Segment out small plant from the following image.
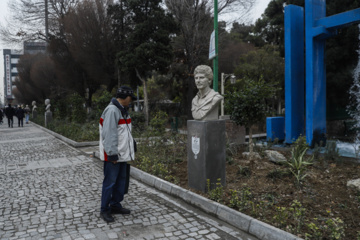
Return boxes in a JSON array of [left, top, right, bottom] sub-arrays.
[[290, 200, 306, 235], [207, 179, 224, 203], [286, 136, 313, 186], [357, 231, 360, 240], [229, 189, 240, 208], [305, 213, 346, 240], [228, 186, 253, 211], [237, 165, 251, 177], [239, 186, 253, 211], [326, 217, 345, 240], [261, 193, 277, 205], [273, 206, 289, 228], [305, 221, 323, 240], [292, 135, 309, 159]]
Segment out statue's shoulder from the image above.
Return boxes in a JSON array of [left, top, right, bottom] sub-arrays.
[[209, 89, 224, 101]]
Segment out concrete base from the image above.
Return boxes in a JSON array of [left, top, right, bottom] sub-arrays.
[[187, 120, 226, 192], [266, 117, 285, 141]]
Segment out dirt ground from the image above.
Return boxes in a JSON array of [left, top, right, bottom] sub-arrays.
[[166, 145, 360, 239]]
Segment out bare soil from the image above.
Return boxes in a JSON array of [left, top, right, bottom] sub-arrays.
[[162, 145, 360, 239]]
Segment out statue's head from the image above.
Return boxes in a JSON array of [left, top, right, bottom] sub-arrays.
[[45, 99, 50, 105], [32, 101, 36, 106], [194, 65, 213, 90], [194, 65, 213, 82]]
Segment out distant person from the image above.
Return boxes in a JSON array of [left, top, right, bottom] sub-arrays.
[[99, 86, 137, 223], [16, 105, 25, 127], [4, 104, 15, 128], [0, 108, 3, 124], [24, 105, 31, 124]]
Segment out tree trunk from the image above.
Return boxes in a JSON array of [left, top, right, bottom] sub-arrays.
[[277, 98, 282, 115], [249, 126, 254, 160], [143, 80, 149, 127], [135, 68, 149, 126], [186, 75, 195, 120]]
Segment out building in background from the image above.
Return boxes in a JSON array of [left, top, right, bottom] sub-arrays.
[[24, 41, 46, 55], [3, 49, 23, 105], [2, 41, 46, 105]]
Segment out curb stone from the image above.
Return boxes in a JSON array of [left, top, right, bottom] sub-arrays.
[[30, 123, 303, 240], [31, 122, 98, 148]]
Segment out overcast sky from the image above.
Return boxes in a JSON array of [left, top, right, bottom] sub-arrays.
[[0, 0, 272, 103]]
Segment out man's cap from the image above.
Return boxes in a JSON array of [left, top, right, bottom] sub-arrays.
[[116, 86, 137, 100]]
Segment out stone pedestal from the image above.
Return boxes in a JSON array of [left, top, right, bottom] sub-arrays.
[[45, 112, 53, 127], [32, 111, 37, 119], [187, 120, 226, 192]]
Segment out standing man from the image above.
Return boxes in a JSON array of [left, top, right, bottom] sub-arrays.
[[4, 104, 15, 128], [99, 86, 137, 223], [16, 105, 25, 127]]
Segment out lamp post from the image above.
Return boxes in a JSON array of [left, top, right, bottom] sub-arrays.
[[221, 73, 236, 116]]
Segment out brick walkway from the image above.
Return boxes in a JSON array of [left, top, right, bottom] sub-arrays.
[[0, 118, 257, 240]]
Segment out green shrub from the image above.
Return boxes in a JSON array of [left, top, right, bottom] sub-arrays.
[[149, 111, 168, 135], [90, 90, 113, 121], [207, 179, 224, 203], [131, 111, 146, 136], [68, 93, 87, 123]]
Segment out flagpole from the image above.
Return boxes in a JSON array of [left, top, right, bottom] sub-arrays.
[[213, 0, 218, 92]]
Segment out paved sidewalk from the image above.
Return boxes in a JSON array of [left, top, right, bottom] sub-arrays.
[[0, 120, 258, 240]]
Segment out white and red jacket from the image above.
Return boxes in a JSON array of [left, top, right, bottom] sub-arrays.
[[99, 98, 135, 162]]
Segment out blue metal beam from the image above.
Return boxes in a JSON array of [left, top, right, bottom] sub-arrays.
[[305, 0, 327, 146], [315, 8, 360, 32]]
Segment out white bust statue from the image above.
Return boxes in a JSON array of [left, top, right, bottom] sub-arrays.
[[191, 65, 223, 120], [32, 101, 37, 112], [45, 99, 51, 113]]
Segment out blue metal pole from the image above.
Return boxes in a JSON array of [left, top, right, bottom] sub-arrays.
[[284, 5, 305, 143]]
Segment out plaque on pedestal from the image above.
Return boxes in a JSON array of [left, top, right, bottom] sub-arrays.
[[187, 120, 226, 192]]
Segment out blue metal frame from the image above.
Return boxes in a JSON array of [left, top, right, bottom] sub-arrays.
[[281, 0, 360, 146]]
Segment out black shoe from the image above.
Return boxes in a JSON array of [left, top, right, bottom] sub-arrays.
[[111, 206, 131, 215], [100, 212, 114, 223]]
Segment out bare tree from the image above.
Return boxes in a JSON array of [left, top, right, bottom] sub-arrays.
[[0, 0, 80, 44], [46, 0, 116, 106]]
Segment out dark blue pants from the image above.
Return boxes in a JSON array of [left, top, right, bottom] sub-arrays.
[[7, 117, 13, 127], [101, 161, 127, 213], [18, 118, 23, 127]]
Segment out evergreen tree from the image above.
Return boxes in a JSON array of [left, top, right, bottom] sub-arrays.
[[116, 0, 178, 125]]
